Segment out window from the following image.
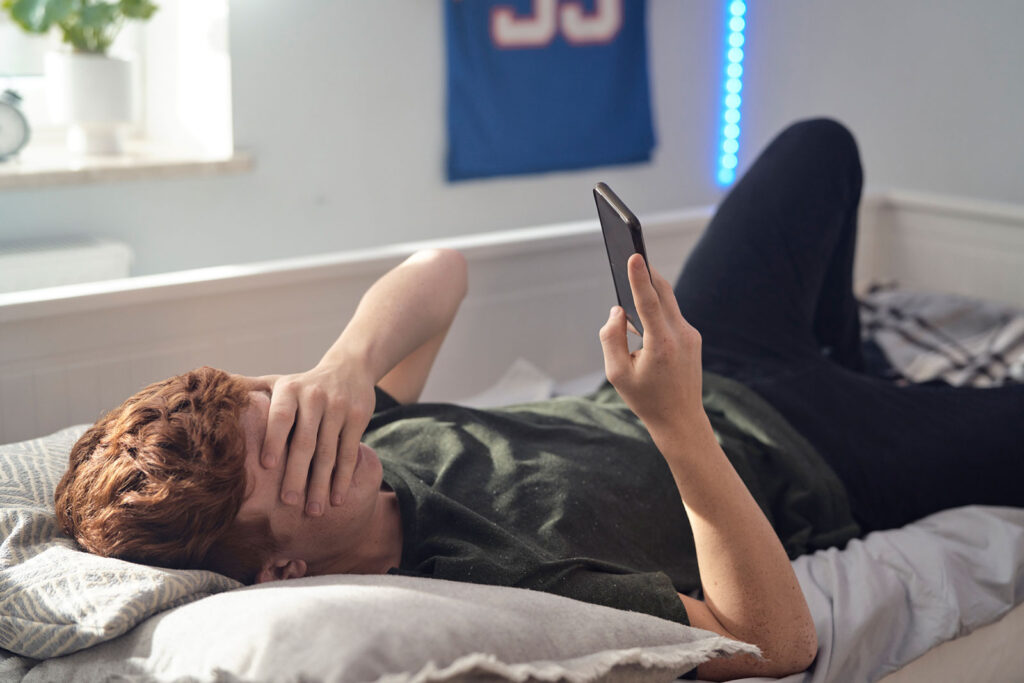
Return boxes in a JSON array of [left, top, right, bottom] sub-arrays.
[[0, 0, 238, 180], [0, 14, 49, 76], [0, 15, 146, 147], [0, 15, 60, 145]]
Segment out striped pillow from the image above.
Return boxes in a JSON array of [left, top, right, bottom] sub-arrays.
[[0, 426, 240, 659]]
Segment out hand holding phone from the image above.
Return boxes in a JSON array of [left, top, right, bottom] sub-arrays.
[[594, 182, 651, 336]]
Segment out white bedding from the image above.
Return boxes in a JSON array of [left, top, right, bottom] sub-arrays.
[[746, 505, 1024, 683]]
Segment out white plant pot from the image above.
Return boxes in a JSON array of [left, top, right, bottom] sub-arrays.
[[45, 51, 133, 156]]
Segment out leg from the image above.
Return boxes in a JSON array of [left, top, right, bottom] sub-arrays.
[[678, 118, 1024, 531], [749, 363, 1024, 532], [674, 118, 865, 372]]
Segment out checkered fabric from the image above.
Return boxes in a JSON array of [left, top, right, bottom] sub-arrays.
[[859, 284, 1024, 388]]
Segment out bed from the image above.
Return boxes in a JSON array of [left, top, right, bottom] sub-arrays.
[[1, 190, 1023, 682]]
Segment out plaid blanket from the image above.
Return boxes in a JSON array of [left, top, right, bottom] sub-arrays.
[[859, 284, 1024, 388]]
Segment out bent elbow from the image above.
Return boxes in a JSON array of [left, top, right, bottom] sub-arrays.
[[446, 249, 469, 299], [792, 642, 818, 676], [751, 618, 817, 678], [777, 623, 818, 676], [410, 248, 469, 300]]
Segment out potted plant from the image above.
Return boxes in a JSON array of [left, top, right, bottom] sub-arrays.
[[1, 0, 158, 155]]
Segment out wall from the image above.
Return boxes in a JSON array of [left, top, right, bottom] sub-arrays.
[[740, 0, 1024, 206], [0, 1, 1022, 278]]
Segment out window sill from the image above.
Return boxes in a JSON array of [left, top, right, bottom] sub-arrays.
[[0, 143, 254, 190]]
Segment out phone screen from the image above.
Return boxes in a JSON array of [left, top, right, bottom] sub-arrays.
[[594, 182, 648, 336]]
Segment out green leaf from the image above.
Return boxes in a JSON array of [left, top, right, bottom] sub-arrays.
[[4, 0, 153, 51], [77, 1, 118, 30], [60, 23, 85, 50], [4, 0, 74, 33], [119, 0, 156, 20]]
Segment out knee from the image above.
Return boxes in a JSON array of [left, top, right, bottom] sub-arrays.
[[772, 117, 863, 194], [785, 117, 860, 166]]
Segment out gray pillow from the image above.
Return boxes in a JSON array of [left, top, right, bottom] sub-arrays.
[[25, 574, 758, 683], [0, 426, 240, 659]]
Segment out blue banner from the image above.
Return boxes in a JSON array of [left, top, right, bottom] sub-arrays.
[[445, 0, 655, 181]]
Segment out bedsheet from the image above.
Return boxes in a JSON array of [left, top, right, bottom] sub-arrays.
[[859, 285, 1024, 387], [734, 505, 1024, 683]]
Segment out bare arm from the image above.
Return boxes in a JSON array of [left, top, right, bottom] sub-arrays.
[[599, 254, 816, 680], [672, 425, 817, 680], [322, 247, 468, 404], [260, 248, 468, 515]]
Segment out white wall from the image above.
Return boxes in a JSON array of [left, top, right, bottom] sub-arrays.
[[1, 1, 1022, 277], [740, 0, 1024, 205]]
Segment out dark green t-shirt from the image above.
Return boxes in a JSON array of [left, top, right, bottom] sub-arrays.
[[364, 372, 860, 629]]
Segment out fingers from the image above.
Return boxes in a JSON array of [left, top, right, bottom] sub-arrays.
[[261, 366, 378, 516], [627, 255, 692, 335], [229, 373, 269, 393], [599, 305, 631, 386], [262, 386, 298, 468], [331, 422, 365, 506], [649, 267, 685, 323], [303, 412, 341, 516], [250, 374, 279, 392], [280, 393, 324, 507], [627, 254, 667, 337]]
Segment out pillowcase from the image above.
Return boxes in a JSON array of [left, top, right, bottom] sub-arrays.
[[24, 573, 759, 683], [0, 426, 240, 659]]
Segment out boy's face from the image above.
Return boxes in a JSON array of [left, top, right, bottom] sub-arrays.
[[234, 390, 387, 569]]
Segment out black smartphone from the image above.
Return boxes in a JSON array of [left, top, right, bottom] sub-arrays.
[[594, 182, 650, 336]]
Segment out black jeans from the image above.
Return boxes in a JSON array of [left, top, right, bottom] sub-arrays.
[[674, 118, 1024, 533]]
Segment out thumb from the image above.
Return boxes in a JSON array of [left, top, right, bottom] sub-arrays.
[[599, 306, 631, 385], [252, 374, 280, 391]]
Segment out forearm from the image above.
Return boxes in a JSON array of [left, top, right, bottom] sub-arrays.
[[598, 256, 815, 678], [319, 248, 468, 382], [649, 415, 816, 675]]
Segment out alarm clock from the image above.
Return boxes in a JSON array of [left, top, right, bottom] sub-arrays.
[[0, 89, 31, 161]]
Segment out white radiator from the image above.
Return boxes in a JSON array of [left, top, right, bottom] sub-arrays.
[[0, 236, 133, 293]]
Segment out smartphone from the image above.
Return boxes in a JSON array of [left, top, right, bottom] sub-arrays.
[[594, 182, 650, 336]]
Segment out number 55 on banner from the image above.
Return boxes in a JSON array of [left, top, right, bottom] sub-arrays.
[[491, 0, 623, 48]]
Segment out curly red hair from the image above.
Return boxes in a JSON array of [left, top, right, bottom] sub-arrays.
[[54, 366, 276, 584]]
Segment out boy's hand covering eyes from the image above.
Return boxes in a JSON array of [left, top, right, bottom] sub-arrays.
[[258, 362, 376, 516], [598, 254, 705, 432]]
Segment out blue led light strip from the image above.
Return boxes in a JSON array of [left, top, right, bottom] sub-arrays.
[[717, 0, 746, 186]]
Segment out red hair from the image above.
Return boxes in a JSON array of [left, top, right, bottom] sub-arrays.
[[54, 366, 277, 583]]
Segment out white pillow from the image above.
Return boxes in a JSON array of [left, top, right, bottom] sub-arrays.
[[25, 574, 758, 683], [0, 426, 240, 659]]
